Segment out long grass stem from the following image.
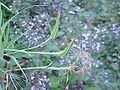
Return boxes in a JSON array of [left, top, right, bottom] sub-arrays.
[[7, 66, 69, 72], [4, 49, 60, 55]]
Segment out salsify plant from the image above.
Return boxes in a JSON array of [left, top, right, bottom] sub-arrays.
[[0, 3, 80, 89]]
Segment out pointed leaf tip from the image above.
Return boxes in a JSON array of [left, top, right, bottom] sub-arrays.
[[59, 39, 74, 56], [51, 12, 60, 39]]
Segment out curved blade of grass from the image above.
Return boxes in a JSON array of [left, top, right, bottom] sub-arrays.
[[1, 13, 17, 37], [59, 39, 74, 56], [11, 74, 25, 90], [51, 12, 60, 39], [9, 75, 18, 90], [10, 56, 28, 83], [45, 61, 54, 68], [0, 3, 13, 13]]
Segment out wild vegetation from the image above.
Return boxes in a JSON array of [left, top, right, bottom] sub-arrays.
[[0, 0, 120, 90]]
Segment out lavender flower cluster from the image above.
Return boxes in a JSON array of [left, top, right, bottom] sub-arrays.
[[30, 71, 49, 90]]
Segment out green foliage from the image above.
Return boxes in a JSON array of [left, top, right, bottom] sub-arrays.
[[0, 2, 75, 89], [0, 0, 120, 90], [51, 12, 60, 39], [59, 39, 74, 56]]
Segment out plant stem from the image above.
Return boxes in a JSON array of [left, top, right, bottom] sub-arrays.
[[4, 49, 60, 55], [8, 66, 69, 72]]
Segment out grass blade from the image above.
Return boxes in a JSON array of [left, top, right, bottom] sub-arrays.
[[0, 39, 4, 57], [51, 12, 60, 39], [8, 22, 37, 48], [3, 24, 10, 48], [1, 14, 18, 37], [9, 75, 18, 90], [59, 39, 74, 56], [10, 56, 28, 83], [0, 3, 13, 13], [0, 4, 2, 26]]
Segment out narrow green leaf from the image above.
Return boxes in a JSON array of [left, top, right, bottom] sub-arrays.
[[8, 28, 30, 48], [0, 40, 4, 57], [59, 39, 74, 56], [9, 75, 18, 90], [10, 56, 28, 82], [51, 12, 60, 39], [3, 24, 10, 48], [0, 5, 2, 26], [0, 3, 13, 13], [1, 14, 17, 36]]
